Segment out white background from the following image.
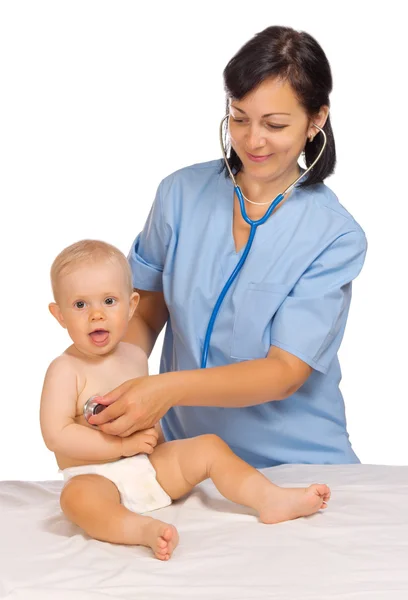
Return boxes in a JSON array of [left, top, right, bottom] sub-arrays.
[[0, 1, 406, 480]]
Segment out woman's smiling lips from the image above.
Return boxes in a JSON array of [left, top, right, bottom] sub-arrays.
[[246, 151, 274, 163]]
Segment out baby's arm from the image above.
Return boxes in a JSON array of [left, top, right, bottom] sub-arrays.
[[155, 422, 165, 445], [40, 356, 154, 460]]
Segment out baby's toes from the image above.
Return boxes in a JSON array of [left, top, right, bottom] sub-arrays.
[[155, 540, 169, 560], [313, 483, 330, 498], [153, 525, 179, 560], [164, 526, 179, 551], [316, 484, 331, 508], [321, 486, 331, 503]]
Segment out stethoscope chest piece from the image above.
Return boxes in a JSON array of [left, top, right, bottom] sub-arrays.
[[83, 396, 106, 425]]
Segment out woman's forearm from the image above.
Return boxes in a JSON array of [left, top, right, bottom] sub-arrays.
[[168, 357, 304, 409], [89, 355, 310, 435]]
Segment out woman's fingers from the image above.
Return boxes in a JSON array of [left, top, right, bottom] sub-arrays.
[[98, 414, 134, 436], [88, 376, 170, 434], [115, 417, 156, 437], [96, 379, 135, 407], [117, 424, 144, 437], [88, 398, 127, 426]]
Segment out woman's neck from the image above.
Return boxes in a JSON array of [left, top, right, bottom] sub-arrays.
[[236, 164, 301, 205]]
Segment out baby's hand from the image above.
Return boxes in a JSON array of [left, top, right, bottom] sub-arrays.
[[121, 427, 159, 457]]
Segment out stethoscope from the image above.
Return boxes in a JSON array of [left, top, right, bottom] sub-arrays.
[[200, 115, 327, 368]]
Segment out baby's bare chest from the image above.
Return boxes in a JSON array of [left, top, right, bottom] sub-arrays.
[[75, 354, 146, 419]]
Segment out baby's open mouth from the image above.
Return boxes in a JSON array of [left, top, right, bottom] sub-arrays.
[[89, 329, 110, 345]]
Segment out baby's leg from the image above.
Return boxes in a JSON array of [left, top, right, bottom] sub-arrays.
[[150, 435, 330, 524], [60, 474, 178, 560]]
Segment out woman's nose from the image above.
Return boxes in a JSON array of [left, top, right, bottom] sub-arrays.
[[245, 124, 266, 150]]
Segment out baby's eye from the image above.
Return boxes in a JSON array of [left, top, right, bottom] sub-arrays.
[[74, 301, 86, 309], [104, 297, 116, 306]]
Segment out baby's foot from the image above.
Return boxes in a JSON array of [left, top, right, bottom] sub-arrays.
[[143, 519, 179, 560], [259, 484, 331, 524]]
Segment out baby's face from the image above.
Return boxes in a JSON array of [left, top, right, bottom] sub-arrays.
[[54, 260, 137, 357]]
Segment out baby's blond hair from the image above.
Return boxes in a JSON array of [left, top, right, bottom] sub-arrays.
[[50, 239, 133, 301]]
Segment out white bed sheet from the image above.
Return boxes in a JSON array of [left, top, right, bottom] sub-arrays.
[[1, 464, 407, 600]]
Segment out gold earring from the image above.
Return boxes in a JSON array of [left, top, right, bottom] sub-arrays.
[[309, 135, 314, 143]]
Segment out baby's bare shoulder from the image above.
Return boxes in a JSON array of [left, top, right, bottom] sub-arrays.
[[45, 353, 81, 379]]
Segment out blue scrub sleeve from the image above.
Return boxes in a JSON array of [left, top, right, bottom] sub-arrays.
[[128, 181, 171, 292], [270, 229, 367, 374]]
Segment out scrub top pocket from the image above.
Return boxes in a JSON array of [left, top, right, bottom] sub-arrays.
[[231, 282, 288, 360]]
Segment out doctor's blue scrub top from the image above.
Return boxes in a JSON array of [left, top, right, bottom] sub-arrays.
[[129, 159, 367, 468]]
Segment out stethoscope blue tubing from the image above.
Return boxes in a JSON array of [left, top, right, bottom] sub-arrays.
[[200, 187, 285, 368], [199, 115, 326, 369]]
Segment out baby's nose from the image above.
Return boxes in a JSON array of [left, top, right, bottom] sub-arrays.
[[90, 309, 105, 320]]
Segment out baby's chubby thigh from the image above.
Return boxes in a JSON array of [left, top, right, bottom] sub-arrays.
[[149, 434, 225, 499], [60, 472, 121, 522]]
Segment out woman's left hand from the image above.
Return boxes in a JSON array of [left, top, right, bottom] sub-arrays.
[[88, 374, 175, 437]]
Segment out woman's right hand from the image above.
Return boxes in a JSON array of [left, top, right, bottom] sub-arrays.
[[89, 374, 176, 436], [121, 427, 159, 457]]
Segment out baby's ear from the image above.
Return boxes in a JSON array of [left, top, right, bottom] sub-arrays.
[[129, 291, 140, 320], [48, 302, 67, 329]]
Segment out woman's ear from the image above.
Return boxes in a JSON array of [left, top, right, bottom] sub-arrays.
[[48, 302, 67, 329], [308, 105, 330, 140]]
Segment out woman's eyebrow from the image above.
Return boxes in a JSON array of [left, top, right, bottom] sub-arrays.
[[230, 104, 291, 117]]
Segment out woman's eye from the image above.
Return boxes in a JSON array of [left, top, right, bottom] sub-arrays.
[[104, 297, 116, 306], [74, 301, 86, 309], [231, 117, 286, 130]]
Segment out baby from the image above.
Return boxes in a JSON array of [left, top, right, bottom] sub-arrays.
[[40, 239, 331, 560]]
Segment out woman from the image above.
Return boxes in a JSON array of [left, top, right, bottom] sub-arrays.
[[90, 25, 367, 468]]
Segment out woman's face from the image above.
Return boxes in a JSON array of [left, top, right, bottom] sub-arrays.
[[228, 77, 327, 183]]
